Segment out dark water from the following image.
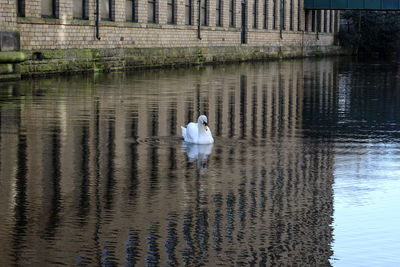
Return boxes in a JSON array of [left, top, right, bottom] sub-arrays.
[[0, 58, 399, 266]]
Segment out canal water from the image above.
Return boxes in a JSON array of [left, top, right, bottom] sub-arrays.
[[0, 58, 399, 266]]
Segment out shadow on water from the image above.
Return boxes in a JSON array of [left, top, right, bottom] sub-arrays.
[[1, 58, 400, 266]]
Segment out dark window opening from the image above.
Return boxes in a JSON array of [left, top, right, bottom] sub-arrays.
[[201, 0, 208, 26], [229, 0, 235, 27], [17, 0, 25, 17], [168, 0, 175, 24], [263, 0, 268, 29], [253, 0, 258, 29], [216, 0, 222, 26], [185, 0, 193, 25]]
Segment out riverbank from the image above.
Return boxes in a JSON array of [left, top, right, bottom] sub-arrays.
[[19, 45, 347, 78]]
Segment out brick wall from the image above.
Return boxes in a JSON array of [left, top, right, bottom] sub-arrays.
[[0, 0, 17, 31], [8, 0, 339, 51]]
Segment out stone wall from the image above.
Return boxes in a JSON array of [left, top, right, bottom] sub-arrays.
[[20, 44, 345, 77], [12, 0, 340, 50], [15, 18, 337, 51], [0, 0, 17, 31], [1, 0, 342, 77]]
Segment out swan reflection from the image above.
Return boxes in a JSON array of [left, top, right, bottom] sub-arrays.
[[181, 142, 213, 170]]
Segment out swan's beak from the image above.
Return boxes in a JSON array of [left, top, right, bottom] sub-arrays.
[[203, 122, 208, 131]]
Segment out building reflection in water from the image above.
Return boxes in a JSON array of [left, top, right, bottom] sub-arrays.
[[0, 59, 343, 266]]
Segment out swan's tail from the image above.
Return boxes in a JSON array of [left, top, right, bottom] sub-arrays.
[[181, 126, 187, 139]]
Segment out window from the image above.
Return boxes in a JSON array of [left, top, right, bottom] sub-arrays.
[[281, 0, 285, 30], [229, 0, 235, 27], [289, 0, 293, 30], [253, 0, 257, 29], [42, 0, 56, 18], [201, 0, 208, 26], [273, 0, 277, 29], [216, 0, 222, 26], [168, 0, 175, 24], [17, 0, 25, 17], [305, 10, 310, 31], [329, 10, 333, 33], [311, 10, 315, 32], [185, 0, 192, 25], [317, 10, 321, 32], [102, 0, 112, 20], [263, 0, 268, 29], [148, 0, 156, 23], [126, 0, 138, 22], [323, 10, 327, 32], [74, 0, 88, 19], [297, 0, 301, 31]]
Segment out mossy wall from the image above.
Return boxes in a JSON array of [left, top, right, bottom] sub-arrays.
[[20, 45, 346, 77]]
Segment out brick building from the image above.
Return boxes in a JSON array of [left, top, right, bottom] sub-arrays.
[[0, 0, 341, 78]]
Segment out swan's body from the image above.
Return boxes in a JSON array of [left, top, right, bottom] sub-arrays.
[[181, 115, 214, 144]]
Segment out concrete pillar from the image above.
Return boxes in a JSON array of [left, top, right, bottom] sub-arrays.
[[267, 0, 273, 30], [59, 0, 73, 20], [176, 0, 185, 25], [138, 0, 148, 23], [298, 0, 305, 31], [321, 10, 325, 32], [305, 10, 312, 31], [335, 10, 340, 33], [195, 0, 200, 27], [209, 0, 216, 27], [222, 0, 230, 27], [284, 0, 290, 30], [257, 0, 263, 29], [114, 0, 126, 23], [276, 0, 281, 30], [294, 0, 299, 31]]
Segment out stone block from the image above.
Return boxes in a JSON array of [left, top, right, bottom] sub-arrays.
[[0, 63, 14, 74], [0, 31, 20, 51]]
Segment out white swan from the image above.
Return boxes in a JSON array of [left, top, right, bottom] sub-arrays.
[[181, 115, 214, 144]]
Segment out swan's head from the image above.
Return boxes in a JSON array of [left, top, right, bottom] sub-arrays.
[[197, 115, 209, 131]]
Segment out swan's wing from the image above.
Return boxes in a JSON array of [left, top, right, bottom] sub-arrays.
[[181, 126, 187, 139], [185, 123, 198, 143]]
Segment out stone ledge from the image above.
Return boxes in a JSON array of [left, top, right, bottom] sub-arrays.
[[18, 17, 94, 26], [0, 51, 26, 63], [19, 46, 348, 78]]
